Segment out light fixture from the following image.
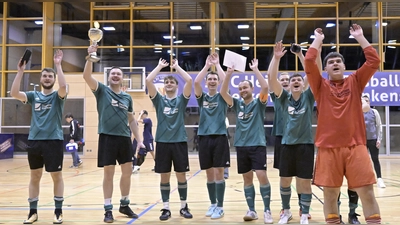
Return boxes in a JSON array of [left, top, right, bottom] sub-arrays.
[[388, 40, 397, 44], [309, 35, 315, 39], [103, 26, 115, 31], [163, 35, 176, 39], [349, 35, 355, 39], [242, 43, 249, 50], [189, 24, 202, 30], [387, 46, 396, 49], [375, 21, 388, 27], [240, 36, 250, 41], [326, 22, 336, 28], [154, 44, 162, 50], [300, 42, 308, 45], [237, 24, 250, 29], [174, 40, 183, 44], [34, 20, 43, 25], [154, 50, 162, 53], [117, 44, 125, 52]]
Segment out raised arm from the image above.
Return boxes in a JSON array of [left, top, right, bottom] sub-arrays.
[[305, 28, 324, 93], [170, 59, 192, 97], [54, 49, 67, 98], [210, 53, 226, 83], [350, 24, 370, 49], [83, 45, 99, 91], [194, 55, 212, 97], [249, 58, 268, 96], [268, 41, 286, 97], [304, 44, 323, 90], [220, 67, 234, 106], [146, 58, 169, 98], [10, 58, 28, 102]]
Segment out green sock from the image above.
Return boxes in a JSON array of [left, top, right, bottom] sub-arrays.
[[300, 193, 312, 214], [244, 185, 256, 212], [215, 180, 225, 207], [207, 181, 217, 204], [160, 183, 170, 203], [178, 181, 187, 201], [28, 197, 38, 210], [280, 186, 291, 209], [260, 184, 271, 211], [54, 196, 64, 209]]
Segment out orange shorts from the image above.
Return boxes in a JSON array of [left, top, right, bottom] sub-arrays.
[[313, 145, 376, 189]]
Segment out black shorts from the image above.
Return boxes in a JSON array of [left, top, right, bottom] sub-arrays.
[[98, 134, 133, 167], [273, 135, 283, 169], [155, 142, 189, 173], [236, 146, 267, 174], [279, 144, 315, 179], [198, 135, 230, 170], [27, 140, 64, 172]]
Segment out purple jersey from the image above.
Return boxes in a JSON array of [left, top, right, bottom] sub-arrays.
[[142, 118, 154, 142]]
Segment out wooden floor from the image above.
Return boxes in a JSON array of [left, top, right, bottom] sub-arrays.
[[1, 154, 400, 224]]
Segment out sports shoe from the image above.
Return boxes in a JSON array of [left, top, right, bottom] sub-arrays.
[[53, 211, 63, 224], [211, 207, 224, 219], [78, 160, 83, 167], [299, 208, 312, 219], [205, 205, 217, 217], [23, 212, 38, 224], [180, 204, 193, 219], [377, 178, 386, 188], [243, 210, 258, 221], [278, 209, 293, 224], [119, 205, 138, 218], [159, 209, 171, 221], [300, 214, 309, 224], [69, 165, 78, 169], [348, 213, 361, 224], [103, 211, 114, 223], [132, 165, 140, 173], [264, 210, 273, 224]]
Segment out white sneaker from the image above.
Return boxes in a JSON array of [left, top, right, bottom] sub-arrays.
[[278, 209, 293, 224], [264, 210, 273, 224], [132, 165, 140, 173], [300, 214, 309, 224], [211, 207, 224, 219], [243, 210, 258, 221], [205, 205, 217, 217], [377, 178, 386, 188]]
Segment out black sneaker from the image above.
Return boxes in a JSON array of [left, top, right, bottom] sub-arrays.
[[119, 205, 138, 218], [103, 211, 114, 223], [53, 209, 63, 224], [159, 209, 171, 221], [348, 213, 361, 224], [179, 204, 193, 219]]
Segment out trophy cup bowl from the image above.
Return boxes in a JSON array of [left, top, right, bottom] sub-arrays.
[[86, 28, 103, 62]]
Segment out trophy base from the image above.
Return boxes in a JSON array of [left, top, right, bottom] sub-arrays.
[[86, 55, 101, 63]]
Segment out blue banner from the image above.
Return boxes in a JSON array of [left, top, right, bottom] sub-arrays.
[[0, 134, 14, 159], [153, 71, 400, 107]]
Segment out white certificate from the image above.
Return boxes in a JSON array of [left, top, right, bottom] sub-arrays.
[[223, 50, 247, 72]]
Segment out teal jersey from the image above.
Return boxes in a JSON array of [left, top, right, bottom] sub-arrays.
[[151, 92, 189, 142], [196, 92, 228, 136], [93, 82, 133, 137], [270, 92, 285, 136], [25, 91, 66, 140], [232, 97, 267, 147], [277, 88, 315, 145]]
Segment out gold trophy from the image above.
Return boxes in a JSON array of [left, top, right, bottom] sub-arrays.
[[86, 21, 103, 62]]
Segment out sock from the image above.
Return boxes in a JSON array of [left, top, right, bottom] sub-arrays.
[[260, 183, 271, 211], [215, 180, 225, 207], [207, 181, 217, 205], [365, 214, 381, 224], [54, 196, 64, 209], [280, 186, 292, 210], [104, 198, 112, 211], [28, 197, 39, 210], [163, 202, 170, 210], [178, 181, 188, 201], [160, 183, 170, 204], [244, 185, 256, 212], [326, 214, 340, 224], [348, 189, 358, 215], [120, 195, 130, 206], [300, 193, 312, 214]]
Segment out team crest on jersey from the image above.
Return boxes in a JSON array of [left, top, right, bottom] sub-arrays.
[[203, 101, 218, 109], [238, 111, 253, 120], [34, 103, 51, 111], [111, 99, 128, 110], [288, 106, 305, 115], [163, 107, 178, 115]]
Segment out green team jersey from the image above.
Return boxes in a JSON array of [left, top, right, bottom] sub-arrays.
[[196, 92, 228, 136], [25, 91, 66, 140], [270, 92, 285, 136], [277, 88, 315, 145], [151, 92, 189, 142], [93, 82, 133, 137], [232, 97, 267, 147]]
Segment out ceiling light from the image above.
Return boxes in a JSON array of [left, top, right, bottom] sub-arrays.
[[326, 23, 336, 28], [242, 43, 249, 50], [189, 25, 202, 30], [174, 40, 183, 44], [349, 35, 354, 39], [300, 42, 308, 45], [237, 24, 250, 29], [387, 46, 396, 49], [103, 26, 115, 31], [382, 22, 388, 26], [240, 36, 250, 41], [34, 20, 43, 25], [163, 35, 176, 39], [388, 40, 397, 44], [154, 50, 162, 53], [309, 35, 315, 39]]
